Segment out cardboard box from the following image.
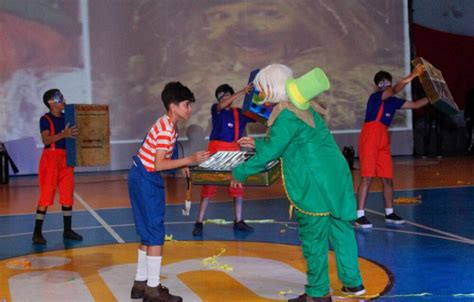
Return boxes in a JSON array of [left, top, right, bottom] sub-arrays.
[[412, 57, 459, 115], [65, 104, 110, 166]]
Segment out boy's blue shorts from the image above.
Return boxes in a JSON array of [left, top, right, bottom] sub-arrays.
[[128, 156, 166, 246]]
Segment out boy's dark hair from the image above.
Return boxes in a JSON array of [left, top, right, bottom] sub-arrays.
[[42, 89, 62, 109], [373, 71, 392, 85], [215, 84, 235, 101], [161, 82, 195, 110]]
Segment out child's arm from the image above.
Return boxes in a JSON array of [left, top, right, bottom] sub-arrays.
[[216, 84, 253, 111], [382, 64, 425, 100], [401, 97, 429, 110], [41, 123, 77, 145], [154, 150, 209, 172]]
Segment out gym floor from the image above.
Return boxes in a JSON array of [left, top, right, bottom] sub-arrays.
[[0, 156, 473, 301]]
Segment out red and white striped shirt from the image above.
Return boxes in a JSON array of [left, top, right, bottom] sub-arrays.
[[138, 115, 177, 172]]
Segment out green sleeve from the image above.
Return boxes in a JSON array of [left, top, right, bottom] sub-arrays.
[[232, 110, 296, 182]]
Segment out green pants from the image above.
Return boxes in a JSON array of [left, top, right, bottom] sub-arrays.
[[295, 212, 363, 297]]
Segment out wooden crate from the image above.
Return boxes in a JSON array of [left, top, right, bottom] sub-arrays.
[[65, 104, 110, 166], [412, 57, 459, 115]]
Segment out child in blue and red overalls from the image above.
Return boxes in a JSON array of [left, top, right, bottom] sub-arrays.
[[32, 89, 83, 245], [355, 65, 429, 228], [192, 83, 254, 236]]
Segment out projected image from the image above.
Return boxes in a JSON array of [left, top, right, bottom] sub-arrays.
[[0, 0, 410, 173], [89, 0, 408, 141], [0, 0, 86, 143]]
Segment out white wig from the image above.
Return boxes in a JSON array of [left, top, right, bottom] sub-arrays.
[[253, 64, 293, 104]]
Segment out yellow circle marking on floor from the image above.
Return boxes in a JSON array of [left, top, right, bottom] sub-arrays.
[[0, 241, 389, 301]]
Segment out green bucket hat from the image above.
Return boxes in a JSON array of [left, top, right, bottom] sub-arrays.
[[285, 67, 330, 110]]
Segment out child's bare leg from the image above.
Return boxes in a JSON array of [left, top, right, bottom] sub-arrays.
[[196, 197, 209, 223], [233, 196, 253, 232], [192, 197, 209, 236], [381, 178, 394, 209], [356, 177, 373, 211], [355, 177, 373, 228], [234, 196, 243, 222]]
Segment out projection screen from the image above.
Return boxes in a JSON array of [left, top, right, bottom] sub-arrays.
[[0, 0, 411, 174]]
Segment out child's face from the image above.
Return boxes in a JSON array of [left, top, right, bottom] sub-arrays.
[[217, 91, 232, 102], [171, 100, 193, 121], [48, 98, 65, 111], [377, 79, 392, 90]]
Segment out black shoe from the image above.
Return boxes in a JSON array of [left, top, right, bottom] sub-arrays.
[[385, 213, 405, 224], [32, 232, 47, 245], [130, 280, 147, 299], [143, 284, 182, 302], [354, 216, 372, 228], [288, 293, 332, 302], [192, 222, 203, 236], [341, 284, 366, 296], [63, 229, 83, 241], [233, 220, 254, 232]]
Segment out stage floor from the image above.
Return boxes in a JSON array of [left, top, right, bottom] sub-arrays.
[[0, 156, 473, 301]]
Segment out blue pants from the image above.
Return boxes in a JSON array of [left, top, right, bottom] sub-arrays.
[[128, 156, 166, 246]]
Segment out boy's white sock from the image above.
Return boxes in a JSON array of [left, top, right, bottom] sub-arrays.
[[357, 210, 365, 218], [135, 249, 147, 281], [146, 256, 162, 287], [385, 208, 394, 215]]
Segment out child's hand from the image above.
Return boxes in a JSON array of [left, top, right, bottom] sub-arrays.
[[237, 137, 255, 149], [413, 64, 425, 77], [230, 178, 243, 188], [191, 151, 210, 164], [181, 167, 190, 178], [243, 83, 254, 94], [63, 123, 78, 138]]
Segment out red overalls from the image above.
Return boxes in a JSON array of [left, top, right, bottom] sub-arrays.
[[201, 108, 244, 198], [358, 100, 393, 178], [37, 115, 74, 206]]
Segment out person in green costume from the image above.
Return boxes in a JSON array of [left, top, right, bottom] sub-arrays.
[[231, 64, 365, 302]]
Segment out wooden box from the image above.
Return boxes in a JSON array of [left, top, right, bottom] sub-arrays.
[[412, 57, 459, 115], [65, 104, 110, 166], [190, 151, 280, 186]]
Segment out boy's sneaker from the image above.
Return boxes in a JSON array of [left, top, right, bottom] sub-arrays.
[[192, 222, 203, 236], [143, 284, 182, 302], [32, 232, 47, 245], [63, 229, 83, 241], [354, 216, 372, 228], [130, 280, 146, 299], [341, 285, 366, 296], [385, 213, 405, 224], [233, 220, 254, 232], [288, 293, 332, 302]]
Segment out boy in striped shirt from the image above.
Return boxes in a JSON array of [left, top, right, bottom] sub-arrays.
[[128, 82, 209, 302]]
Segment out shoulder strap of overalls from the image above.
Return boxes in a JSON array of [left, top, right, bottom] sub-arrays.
[[43, 114, 56, 150], [375, 98, 385, 122], [232, 108, 240, 142]]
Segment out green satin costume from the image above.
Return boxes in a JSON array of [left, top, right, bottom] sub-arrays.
[[233, 103, 363, 297]]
